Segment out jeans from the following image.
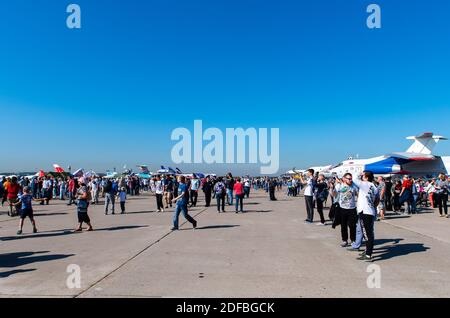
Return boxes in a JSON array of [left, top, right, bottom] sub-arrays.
[[68, 192, 74, 205], [105, 193, 115, 214], [352, 215, 364, 249], [173, 203, 196, 228], [216, 193, 225, 212], [244, 186, 250, 198], [235, 194, 244, 212], [411, 194, 419, 213], [226, 189, 233, 205], [305, 195, 314, 222]]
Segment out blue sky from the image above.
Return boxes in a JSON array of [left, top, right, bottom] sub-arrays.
[[1, 0, 449, 174]]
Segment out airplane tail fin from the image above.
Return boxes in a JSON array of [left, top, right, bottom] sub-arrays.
[[406, 133, 447, 155]]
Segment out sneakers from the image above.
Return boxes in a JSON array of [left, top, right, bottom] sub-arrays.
[[17, 230, 22, 235], [33, 227, 38, 234], [193, 220, 198, 229], [316, 222, 326, 226], [347, 247, 361, 252], [340, 241, 348, 247], [440, 214, 446, 218], [86, 227, 94, 232], [171, 227, 179, 231], [357, 254, 373, 262]]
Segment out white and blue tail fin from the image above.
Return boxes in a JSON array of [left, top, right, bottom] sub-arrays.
[[406, 133, 447, 154]]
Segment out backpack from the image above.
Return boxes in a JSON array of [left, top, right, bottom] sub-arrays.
[[215, 182, 225, 195], [318, 188, 329, 202], [104, 181, 112, 193]]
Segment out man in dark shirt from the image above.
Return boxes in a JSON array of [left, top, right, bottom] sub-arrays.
[[202, 176, 213, 207], [225, 173, 235, 205]]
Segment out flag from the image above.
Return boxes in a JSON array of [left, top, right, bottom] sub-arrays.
[[53, 164, 65, 173]]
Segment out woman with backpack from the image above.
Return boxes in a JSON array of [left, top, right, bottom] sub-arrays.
[[214, 177, 226, 213]]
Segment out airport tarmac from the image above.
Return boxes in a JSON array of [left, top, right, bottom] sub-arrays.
[[1, 190, 450, 298]]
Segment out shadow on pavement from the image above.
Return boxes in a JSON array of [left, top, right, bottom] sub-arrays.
[[34, 212, 69, 217], [0, 268, 36, 278], [372, 243, 430, 261], [195, 225, 240, 230], [0, 251, 74, 269], [125, 211, 155, 214], [374, 238, 403, 245], [383, 215, 411, 220], [242, 210, 273, 213], [95, 225, 149, 231], [1, 230, 74, 241]]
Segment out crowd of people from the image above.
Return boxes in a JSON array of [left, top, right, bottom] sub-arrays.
[[0, 173, 282, 235], [292, 169, 449, 261], [1, 170, 448, 262]]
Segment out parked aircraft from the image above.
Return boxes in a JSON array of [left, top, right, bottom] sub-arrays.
[[329, 133, 448, 178]]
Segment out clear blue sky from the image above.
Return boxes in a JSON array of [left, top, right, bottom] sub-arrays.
[[1, 0, 449, 175]]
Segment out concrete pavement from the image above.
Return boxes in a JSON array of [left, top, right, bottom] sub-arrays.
[[1, 190, 450, 297]]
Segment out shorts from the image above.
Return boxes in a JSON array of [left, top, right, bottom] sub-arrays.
[[77, 212, 91, 223], [19, 208, 34, 219], [377, 201, 385, 212]]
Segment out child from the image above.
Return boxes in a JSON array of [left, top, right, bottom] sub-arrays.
[[119, 187, 127, 214], [14, 186, 43, 235]]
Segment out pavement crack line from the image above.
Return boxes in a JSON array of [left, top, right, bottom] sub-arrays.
[[74, 207, 209, 298]]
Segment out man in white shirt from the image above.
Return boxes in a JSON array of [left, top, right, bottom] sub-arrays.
[[299, 169, 315, 223], [352, 171, 379, 261], [40, 177, 52, 205], [155, 176, 164, 212], [90, 178, 99, 204], [189, 175, 200, 207]]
